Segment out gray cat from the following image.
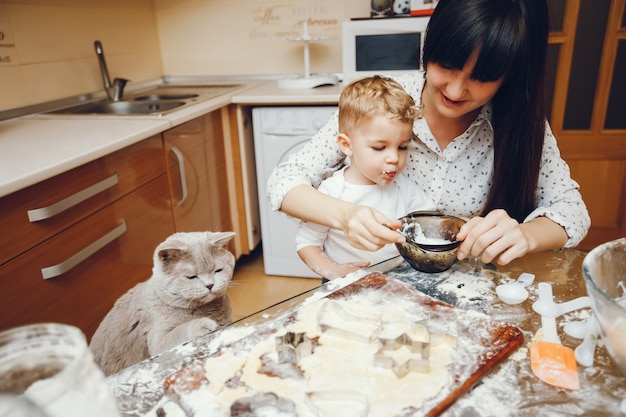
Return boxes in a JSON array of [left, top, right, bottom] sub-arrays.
[[90, 231, 236, 376]]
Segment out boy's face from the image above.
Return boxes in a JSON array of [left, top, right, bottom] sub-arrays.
[[338, 115, 413, 186]]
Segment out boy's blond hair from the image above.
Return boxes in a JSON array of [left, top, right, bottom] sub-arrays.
[[338, 75, 420, 134]]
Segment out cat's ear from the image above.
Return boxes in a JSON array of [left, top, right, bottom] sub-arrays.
[[158, 248, 185, 265], [212, 231, 236, 248]]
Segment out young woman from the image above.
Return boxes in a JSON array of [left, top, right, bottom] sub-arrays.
[[266, 0, 590, 266]]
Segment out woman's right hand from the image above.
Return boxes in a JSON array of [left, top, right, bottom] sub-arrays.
[[340, 205, 405, 251]]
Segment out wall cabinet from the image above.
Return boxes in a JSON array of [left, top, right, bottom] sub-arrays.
[[0, 136, 175, 339]]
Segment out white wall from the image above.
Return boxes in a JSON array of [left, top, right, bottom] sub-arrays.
[[154, 0, 370, 76], [0, 0, 162, 111]]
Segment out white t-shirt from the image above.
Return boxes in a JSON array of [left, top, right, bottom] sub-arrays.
[[295, 167, 436, 265]]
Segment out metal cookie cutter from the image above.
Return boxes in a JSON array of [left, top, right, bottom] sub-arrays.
[[374, 330, 431, 378], [230, 392, 296, 417], [374, 354, 431, 378], [317, 299, 382, 343], [305, 390, 368, 417], [374, 334, 430, 378], [275, 331, 313, 365]]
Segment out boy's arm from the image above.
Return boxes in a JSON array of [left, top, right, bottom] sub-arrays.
[[298, 246, 370, 280]]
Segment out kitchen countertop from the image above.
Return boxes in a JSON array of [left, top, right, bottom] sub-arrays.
[[231, 80, 344, 105], [107, 249, 626, 416], [0, 79, 343, 199], [0, 117, 170, 199]]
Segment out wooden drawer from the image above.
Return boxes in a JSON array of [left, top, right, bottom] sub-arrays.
[[0, 136, 166, 265], [0, 174, 175, 340]]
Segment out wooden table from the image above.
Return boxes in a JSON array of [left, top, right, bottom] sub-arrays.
[[109, 249, 626, 416]]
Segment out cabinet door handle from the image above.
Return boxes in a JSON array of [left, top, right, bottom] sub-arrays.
[[40, 220, 127, 280], [170, 146, 188, 206], [27, 173, 119, 222]]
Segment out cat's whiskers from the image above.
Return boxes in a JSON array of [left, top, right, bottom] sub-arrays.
[[227, 280, 241, 289]]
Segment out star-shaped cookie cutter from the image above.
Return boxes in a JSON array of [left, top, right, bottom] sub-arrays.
[[373, 329, 431, 378], [275, 331, 313, 365]]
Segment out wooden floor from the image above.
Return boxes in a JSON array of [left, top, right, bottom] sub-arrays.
[[227, 245, 320, 320]]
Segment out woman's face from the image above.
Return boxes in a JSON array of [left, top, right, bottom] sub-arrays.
[[424, 53, 503, 121]]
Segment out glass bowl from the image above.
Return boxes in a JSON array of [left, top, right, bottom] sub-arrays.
[[582, 237, 626, 376]]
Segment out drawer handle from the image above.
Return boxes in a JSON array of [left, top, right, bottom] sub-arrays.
[[170, 146, 188, 206], [41, 220, 127, 280], [27, 173, 119, 222]]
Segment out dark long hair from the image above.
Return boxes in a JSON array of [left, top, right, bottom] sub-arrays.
[[423, 0, 548, 222]]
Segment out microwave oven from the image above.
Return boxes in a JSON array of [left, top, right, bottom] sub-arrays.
[[342, 16, 430, 83]]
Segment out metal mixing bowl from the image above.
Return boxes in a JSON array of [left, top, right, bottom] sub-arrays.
[[395, 212, 466, 273], [582, 237, 626, 377]]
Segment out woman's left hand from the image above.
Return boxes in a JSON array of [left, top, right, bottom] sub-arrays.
[[455, 209, 530, 265]]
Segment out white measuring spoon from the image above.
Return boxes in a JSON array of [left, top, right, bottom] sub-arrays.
[[564, 321, 587, 339], [532, 283, 591, 318], [574, 315, 599, 367], [496, 272, 535, 305]]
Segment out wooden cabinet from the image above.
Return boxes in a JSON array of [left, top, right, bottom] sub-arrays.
[[0, 105, 263, 338], [0, 136, 175, 339], [0, 138, 167, 266], [546, 0, 626, 248], [163, 116, 215, 232], [224, 104, 261, 257], [163, 110, 235, 249]]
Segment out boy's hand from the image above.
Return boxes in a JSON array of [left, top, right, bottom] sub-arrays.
[[322, 261, 372, 280], [341, 205, 405, 251]]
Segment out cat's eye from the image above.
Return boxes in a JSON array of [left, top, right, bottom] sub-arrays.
[[215, 268, 223, 273], [186, 275, 198, 280]]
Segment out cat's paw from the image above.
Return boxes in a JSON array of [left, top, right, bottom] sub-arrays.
[[187, 317, 219, 337]]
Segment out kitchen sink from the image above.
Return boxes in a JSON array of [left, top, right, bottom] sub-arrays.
[[133, 93, 199, 101], [44, 83, 243, 116], [129, 84, 242, 102], [48, 100, 186, 115]]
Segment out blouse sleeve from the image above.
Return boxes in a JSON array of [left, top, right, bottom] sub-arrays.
[[524, 122, 591, 247], [266, 109, 346, 211]]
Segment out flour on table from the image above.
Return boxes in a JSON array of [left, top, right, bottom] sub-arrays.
[[197, 293, 456, 417], [205, 351, 247, 395]]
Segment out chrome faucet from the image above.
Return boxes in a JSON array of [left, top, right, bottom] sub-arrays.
[[94, 40, 129, 101]]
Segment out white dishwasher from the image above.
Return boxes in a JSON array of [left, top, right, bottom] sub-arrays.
[[253, 106, 338, 278]]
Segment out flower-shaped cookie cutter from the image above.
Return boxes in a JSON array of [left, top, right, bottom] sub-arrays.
[[275, 331, 313, 365]]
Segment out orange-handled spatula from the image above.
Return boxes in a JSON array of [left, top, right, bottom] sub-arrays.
[[530, 282, 580, 390]]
